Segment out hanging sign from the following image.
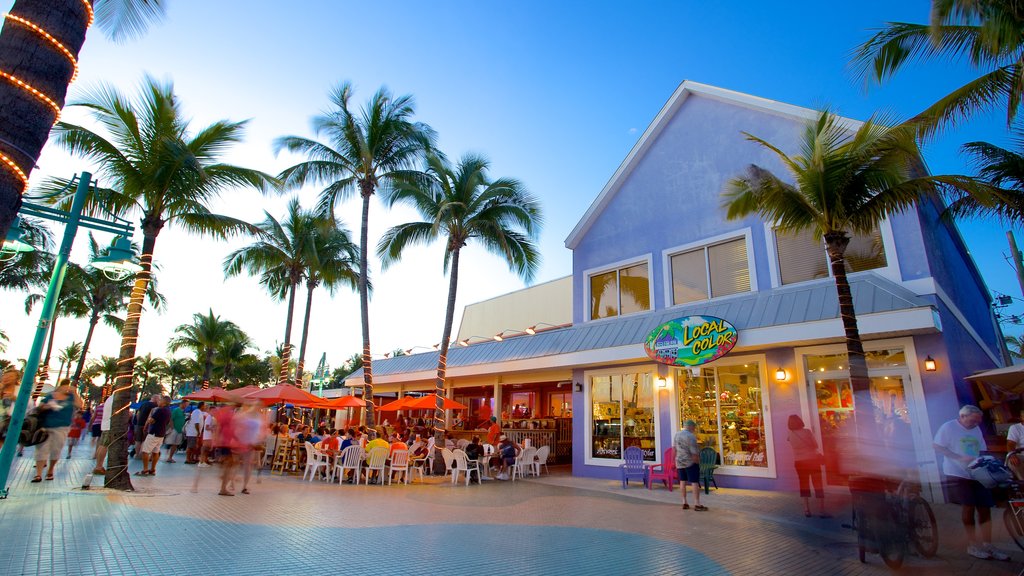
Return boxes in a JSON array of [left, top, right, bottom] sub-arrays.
[[644, 315, 737, 367]]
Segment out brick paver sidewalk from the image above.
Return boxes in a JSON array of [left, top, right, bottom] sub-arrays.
[[0, 443, 1020, 575]]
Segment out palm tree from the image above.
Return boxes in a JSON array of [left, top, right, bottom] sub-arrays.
[[723, 110, 976, 430], [294, 216, 360, 384], [162, 357, 192, 398], [379, 152, 542, 451], [1006, 335, 1024, 360], [275, 82, 435, 426], [224, 198, 314, 385], [71, 234, 166, 387], [48, 77, 275, 490], [0, 0, 167, 241], [939, 129, 1024, 224], [92, 355, 119, 398], [853, 1, 1024, 137], [25, 263, 88, 396], [56, 341, 82, 383], [133, 353, 166, 396], [167, 310, 245, 389], [214, 330, 255, 386]]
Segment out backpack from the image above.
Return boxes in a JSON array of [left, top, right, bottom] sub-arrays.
[[0, 409, 49, 447], [969, 456, 1013, 489]]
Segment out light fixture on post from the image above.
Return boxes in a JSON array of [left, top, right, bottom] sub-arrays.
[[775, 367, 787, 382], [91, 236, 143, 280], [458, 339, 470, 347], [924, 356, 937, 372], [493, 333, 504, 342], [0, 216, 35, 261], [0, 172, 139, 499]]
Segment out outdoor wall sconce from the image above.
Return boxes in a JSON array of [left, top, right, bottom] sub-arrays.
[[924, 356, 937, 372], [574, 383, 583, 392], [657, 377, 667, 388], [775, 367, 787, 381]]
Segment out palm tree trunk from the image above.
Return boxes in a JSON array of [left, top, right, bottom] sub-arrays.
[[278, 281, 298, 385], [106, 228, 159, 490], [295, 280, 316, 390], [358, 182, 375, 426], [0, 0, 89, 241], [202, 348, 214, 389], [432, 247, 461, 474], [32, 307, 59, 399], [825, 234, 874, 433], [72, 313, 99, 387]]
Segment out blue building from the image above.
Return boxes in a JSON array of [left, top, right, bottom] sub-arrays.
[[346, 82, 1004, 495]]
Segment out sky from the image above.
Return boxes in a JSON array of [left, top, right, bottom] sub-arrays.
[[1, 1, 1021, 377]]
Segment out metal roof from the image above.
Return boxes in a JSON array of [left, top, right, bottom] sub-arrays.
[[346, 273, 933, 381]]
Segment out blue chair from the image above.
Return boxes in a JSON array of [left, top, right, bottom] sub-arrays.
[[619, 446, 647, 488]]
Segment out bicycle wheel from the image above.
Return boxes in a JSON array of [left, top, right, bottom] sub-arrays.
[[1005, 505, 1024, 552], [909, 496, 938, 558]]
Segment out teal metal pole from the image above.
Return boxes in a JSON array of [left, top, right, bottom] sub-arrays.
[[0, 172, 91, 498]]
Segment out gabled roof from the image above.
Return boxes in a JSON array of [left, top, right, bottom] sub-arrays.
[[564, 81, 864, 249], [346, 273, 936, 384]]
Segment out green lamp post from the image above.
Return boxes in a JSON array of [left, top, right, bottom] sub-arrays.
[[0, 172, 139, 498]]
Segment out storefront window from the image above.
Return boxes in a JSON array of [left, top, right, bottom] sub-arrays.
[[677, 363, 768, 468], [549, 391, 572, 417], [589, 262, 650, 319], [591, 371, 655, 461]]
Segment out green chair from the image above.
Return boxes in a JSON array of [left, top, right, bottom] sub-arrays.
[[699, 447, 719, 494]]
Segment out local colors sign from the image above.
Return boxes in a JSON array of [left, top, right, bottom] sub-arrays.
[[644, 315, 737, 367]]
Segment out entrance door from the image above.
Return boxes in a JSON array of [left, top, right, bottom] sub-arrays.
[[806, 349, 915, 485]]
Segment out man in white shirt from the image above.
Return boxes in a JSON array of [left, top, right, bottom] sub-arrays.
[[199, 410, 215, 466], [92, 394, 115, 474], [185, 402, 206, 464], [933, 404, 1008, 561]]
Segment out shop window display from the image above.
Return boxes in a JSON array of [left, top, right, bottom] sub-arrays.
[[591, 372, 655, 461], [677, 363, 768, 468]]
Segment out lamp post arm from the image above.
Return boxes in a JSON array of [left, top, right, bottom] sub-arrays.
[[0, 172, 91, 498]]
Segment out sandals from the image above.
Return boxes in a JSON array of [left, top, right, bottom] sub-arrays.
[[44, 475, 54, 481], [31, 476, 42, 483], [694, 505, 708, 511], [681, 503, 690, 510]]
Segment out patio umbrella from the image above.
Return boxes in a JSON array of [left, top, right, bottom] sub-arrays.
[[378, 396, 417, 412], [244, 384, 322, 407], [403, 395, 468, 411], [317, 395, 368, 409], [184, 387, 244, 403], [966, 365, 1024, 396]]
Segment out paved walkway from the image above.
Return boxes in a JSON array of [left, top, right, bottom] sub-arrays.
[[0, 444, 1022, 575]]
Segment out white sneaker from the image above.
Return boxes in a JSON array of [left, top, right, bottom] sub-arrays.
[[496, 473, 509, 480], [984, 544, 1010, 561], [968, 544, 992, 560], [197, 463, 210, 468]]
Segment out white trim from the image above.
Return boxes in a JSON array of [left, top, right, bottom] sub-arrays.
[[582, 254, 655, 323], [792, 337, 942, 499], [660, 227, 758, 307], [764, 219, 900, 289], [583, 365, 661, 468], [565, 81, 865, 249]]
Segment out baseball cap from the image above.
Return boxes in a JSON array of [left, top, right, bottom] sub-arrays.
[[684, 419, 697, 427], [499, 434, 507, 440]]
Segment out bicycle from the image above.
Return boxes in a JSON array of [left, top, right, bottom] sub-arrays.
[[847, 474, 938, 569], [1003, 452, 1024, 551]]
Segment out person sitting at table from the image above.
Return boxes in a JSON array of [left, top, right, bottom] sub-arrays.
[[389, 432, 408, 456], [466, 435, 485, 482], [339, 429, 355, 451], [444, 431, 456, 451], [496, 434, 519, 480], [365, 430, 389, 454], [317, 429, 341, 453]]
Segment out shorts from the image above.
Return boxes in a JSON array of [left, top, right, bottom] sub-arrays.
[[90, 425, 101, 438], [35, 427, 69, 462], [186, 436, 199, 450], [216, 447, 233, 458], [133, 426, 145, 443], [678, 463, 700, 483], [164, 430, 181, 446], [100, 430, 114, 447], [947, 475, 995, 508], [141, 434, 164, 454]]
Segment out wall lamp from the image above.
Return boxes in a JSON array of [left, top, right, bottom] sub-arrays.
[[775, 367, 787, 382], [574, 383, 583, 392], [924, 356, 937, 372], [657, 377, 667, 388]]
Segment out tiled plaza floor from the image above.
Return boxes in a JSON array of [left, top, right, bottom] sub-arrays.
[[0, 443, 1022, 575]]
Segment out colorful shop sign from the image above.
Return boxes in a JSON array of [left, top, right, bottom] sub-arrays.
[[644, 315, 737, 367]]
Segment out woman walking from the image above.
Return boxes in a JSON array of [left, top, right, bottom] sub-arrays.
[[787, 414, 829, 518]]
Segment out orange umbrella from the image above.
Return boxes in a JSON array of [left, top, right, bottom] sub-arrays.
[[244, 384, 321, 407], [184, 387, 242, 402], [404, 395, 468, 411], [378, 396, 417, 412], [317, 395, 368, 409]]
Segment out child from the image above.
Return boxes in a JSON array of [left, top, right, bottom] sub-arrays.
[[67, 411, 87, 459]]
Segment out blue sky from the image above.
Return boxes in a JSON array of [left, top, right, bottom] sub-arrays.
[[1, 1, 1019, 374]]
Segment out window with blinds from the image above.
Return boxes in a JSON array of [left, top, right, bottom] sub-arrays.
[[669, 237, 750, 305], [589, 262, 650, 319], [775, 227, 887, 285]]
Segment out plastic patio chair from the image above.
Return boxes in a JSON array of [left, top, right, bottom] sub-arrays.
[[440, 447, 457, 481], [451, 449, 480, 485], [511, 446, 537, 482], [533, 445, 550, 476], [646, 447, 676, 491], [302, 442, 328, 482], [387, 449, 411, 485], [699, 447, 719, 494], [363, 446, 389, 485], [619, 446, 647, 488], [334, 445, 364, 484]]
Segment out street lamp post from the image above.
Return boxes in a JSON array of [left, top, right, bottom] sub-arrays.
[[0, 172, 138, 498]]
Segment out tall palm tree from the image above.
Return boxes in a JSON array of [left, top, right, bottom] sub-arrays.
[[161, 357, 191, 398], [0, 0, 166, 241], [379, 152, 542, 450], [214, 330, 255, 386], [723, 110, 976, 430], [294, 216, 360, 384], [853, 1, 1024, 137], [25, 263, 88, 397], [92, 354, 119, 398], [224, 197, 314, 385], [275, 82, 435, 426], [48, 77, 275, 490], [133, 353, 166, 396], [167, 310, 245, 389], [941, 128, 1024, 223], [71, 234, 166, 387], [56, 341, 82, 383]]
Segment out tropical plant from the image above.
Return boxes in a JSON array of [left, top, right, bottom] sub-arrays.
[[722, 110, 976, 430], [56, 341, 82, 383], [0, 0, 167, 242], [0, 329, 6, 353], [1007, 335, 1024, 359], [294, 215, 360, 383], [213, 330, 255, 385], [133, 353, 166, 396], [940, 128, 1024, 224], [379, 152, 541, 452], [224, 197, 315, 385], [161, 357, 193, 398], [167, 310, 245, 389], [275, 82, 435, 426], [853, 0, 1024, 137], [0, 217, 54, 292], [47, 76, 275, 489], [90, 355, 119, 398]]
